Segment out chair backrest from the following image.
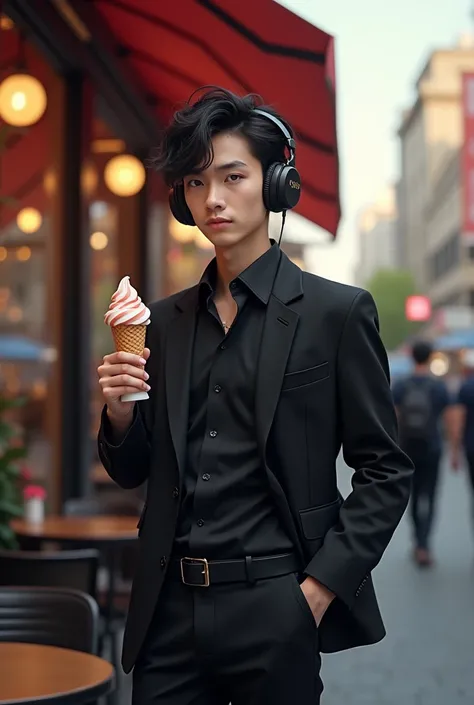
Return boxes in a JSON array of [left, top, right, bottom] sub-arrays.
[[0, 548, 99, 599], [0, 586, 99, 653], [64, 492, 143, 517], [64, 496, 102, 516]]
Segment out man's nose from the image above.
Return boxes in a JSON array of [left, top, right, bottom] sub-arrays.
[[205, 184, 225, 211]]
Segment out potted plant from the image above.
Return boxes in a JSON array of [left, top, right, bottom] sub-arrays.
[[0, 394, 27, 548], [0, 127, 27, 546]]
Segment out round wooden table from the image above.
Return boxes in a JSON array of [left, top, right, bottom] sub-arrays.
[[11, 514, 139, 703], [0, 642, 114, 704], [11, 515, 139, 544], [11, 515, 139, 625]]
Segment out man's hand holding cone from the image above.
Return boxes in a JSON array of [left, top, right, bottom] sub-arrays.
[[98, 276, 152, 434]]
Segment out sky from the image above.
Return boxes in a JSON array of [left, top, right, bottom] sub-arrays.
[[277, 0, 471, 284]]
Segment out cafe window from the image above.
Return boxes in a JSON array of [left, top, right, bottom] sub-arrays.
[[0, 19, 58, 501]]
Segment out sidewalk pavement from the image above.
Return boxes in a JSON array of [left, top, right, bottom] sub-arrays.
[[321, 451, 474, 705]]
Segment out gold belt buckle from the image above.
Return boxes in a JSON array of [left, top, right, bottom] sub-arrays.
[[180, 557, 210, 587]]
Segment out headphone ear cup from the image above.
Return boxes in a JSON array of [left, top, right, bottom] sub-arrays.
[[263, 163, 301, 212], [278, 165, 301, 210], [169, 184, 195, 226], [262, 163, 280, 212]]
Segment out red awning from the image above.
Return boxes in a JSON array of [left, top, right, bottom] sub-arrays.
[[92, 0, 340, 237]]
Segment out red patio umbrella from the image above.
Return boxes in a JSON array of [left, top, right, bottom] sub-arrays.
[[91, 0, 340, 236]]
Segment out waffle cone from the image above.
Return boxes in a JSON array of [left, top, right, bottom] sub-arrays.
[[112, 324, 147, 356]]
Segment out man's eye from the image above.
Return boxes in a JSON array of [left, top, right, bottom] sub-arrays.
[[226, 174, 242, 183]]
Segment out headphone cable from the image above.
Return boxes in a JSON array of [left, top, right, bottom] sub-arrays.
[[278, 211, 287, 247]]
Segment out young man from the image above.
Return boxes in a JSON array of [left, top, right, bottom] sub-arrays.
[[392, 340, 452, 567], [97, 87, 413, 705]]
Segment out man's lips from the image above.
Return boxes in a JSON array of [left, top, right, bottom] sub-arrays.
[[206, 217, 232, 225]]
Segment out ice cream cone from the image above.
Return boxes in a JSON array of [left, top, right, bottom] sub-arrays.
[[111, 324, 149, 402], [112, 323, 147, 356], [105, 276, 151, 403]]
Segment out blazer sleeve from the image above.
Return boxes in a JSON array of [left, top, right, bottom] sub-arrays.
[[304, 290, 414, 609], [97, 403, 151, 489], [97, 323, 156, 490]]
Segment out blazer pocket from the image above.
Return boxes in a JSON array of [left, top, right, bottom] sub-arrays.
[[282, 361, 329, 392], [299, 498, 341, 540]]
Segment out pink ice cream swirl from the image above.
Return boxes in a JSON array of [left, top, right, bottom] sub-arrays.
[[104, 276, 151, 327]]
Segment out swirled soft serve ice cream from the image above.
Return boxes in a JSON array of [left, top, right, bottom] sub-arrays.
[[105, 275, 151, 401]]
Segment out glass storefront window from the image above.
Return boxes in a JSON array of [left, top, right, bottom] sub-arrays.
[[0, 20, 58, 503]]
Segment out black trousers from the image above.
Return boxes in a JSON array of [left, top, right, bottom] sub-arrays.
[[132, 571, 323, 705], [408, 448, 441, 550]]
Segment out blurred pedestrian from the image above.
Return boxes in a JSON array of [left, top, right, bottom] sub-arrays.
[[392, 340, 453, 567], [450, 350, 474, 521]]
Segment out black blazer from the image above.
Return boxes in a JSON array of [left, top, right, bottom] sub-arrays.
[[98, 252, 413, 674]]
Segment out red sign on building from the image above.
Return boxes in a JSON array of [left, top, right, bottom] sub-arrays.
[[462, 73, 474, 243], [405, 295, 431, 322]]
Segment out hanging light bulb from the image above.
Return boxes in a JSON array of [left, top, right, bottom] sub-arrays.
[[104, 154, 146, 197], [90, 231, 109, 251], [17, 207, 42, 233], [0, 73, 47, 127], [0, 14, 14, 30]]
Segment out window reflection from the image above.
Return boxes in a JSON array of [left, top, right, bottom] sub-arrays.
[[0, 28, 56, 500]]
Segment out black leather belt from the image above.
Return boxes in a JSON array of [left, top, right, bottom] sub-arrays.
[[169, 553, 301, 587]]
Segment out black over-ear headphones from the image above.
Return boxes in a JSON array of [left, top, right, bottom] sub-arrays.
[[169, 109, 302, 226]]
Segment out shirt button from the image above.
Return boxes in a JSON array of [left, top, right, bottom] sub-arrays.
[[230, 281, 237, 289], [219, 343, 226, 350], [214, 384, 222, 393], [202, 473, 211, 481], [197, 519, 204, 527], [209, 429, 217, 438], [160, 556, 167, 569], [172, 487, 179, 499]]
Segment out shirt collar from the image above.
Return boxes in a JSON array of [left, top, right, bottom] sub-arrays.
[[198, 241, 280, 305], [198, 258, 218, 303], [237, 242, 281, 304]]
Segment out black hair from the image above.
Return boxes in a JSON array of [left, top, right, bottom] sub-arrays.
[[152, 86, 292, 186], [411, 340, 433, 365]]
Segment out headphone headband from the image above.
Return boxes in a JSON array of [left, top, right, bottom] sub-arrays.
[[253, 109, 296, 166]]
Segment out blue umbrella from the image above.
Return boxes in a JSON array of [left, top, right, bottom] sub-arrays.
[[0, 335, 47, 361]]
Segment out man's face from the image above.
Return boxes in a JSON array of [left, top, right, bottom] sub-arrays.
[[183, 131, 268, 249]]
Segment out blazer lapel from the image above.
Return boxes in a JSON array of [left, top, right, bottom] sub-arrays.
[[255, 253, 303, 455], [165, 287, 198, 478]]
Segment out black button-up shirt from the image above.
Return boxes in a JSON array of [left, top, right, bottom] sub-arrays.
[[173, 243, 294, 559]]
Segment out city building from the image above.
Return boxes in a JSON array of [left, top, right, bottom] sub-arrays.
[[355, 185, 401, 287], [397, 35, 474, 308]]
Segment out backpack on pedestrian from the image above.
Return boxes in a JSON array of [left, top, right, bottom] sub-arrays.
[[398, 377, 433, 448]]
